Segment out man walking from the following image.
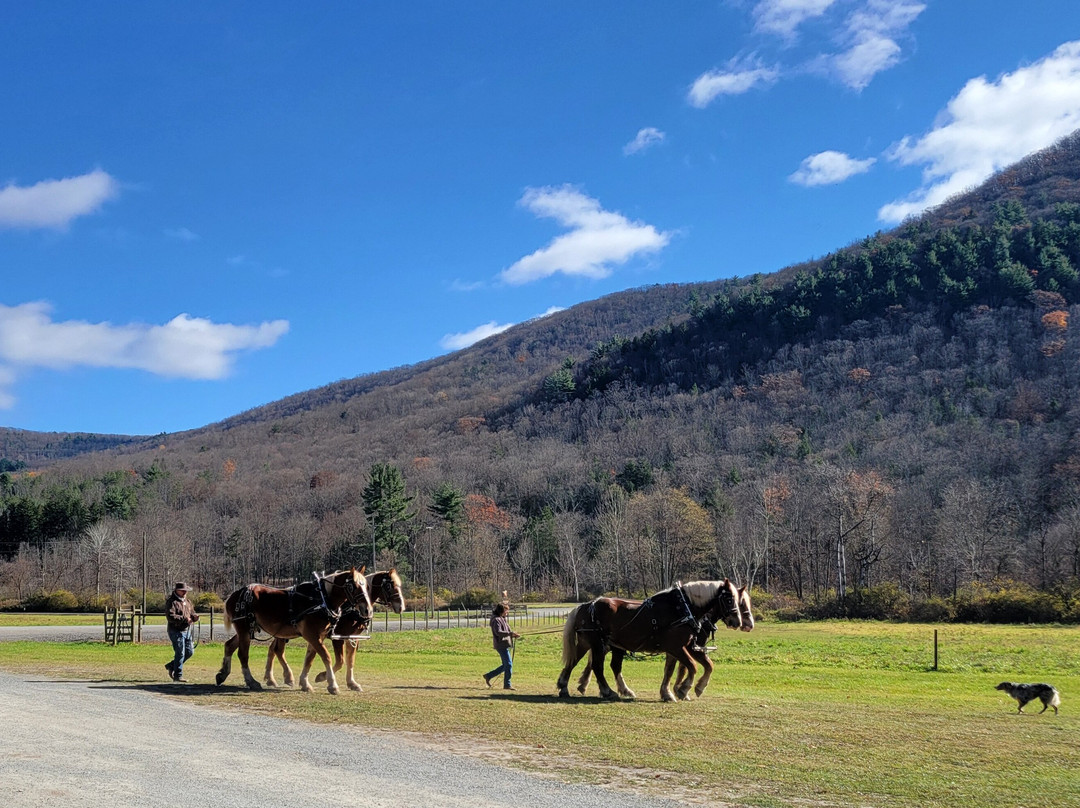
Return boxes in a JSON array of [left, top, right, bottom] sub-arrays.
[[165, 582, 199, 682]]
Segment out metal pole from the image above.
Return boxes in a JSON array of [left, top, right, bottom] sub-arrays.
[[933, 629, 939, 671]]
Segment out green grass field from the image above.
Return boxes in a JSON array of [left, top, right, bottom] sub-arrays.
[[1, 621, 1076, 807]]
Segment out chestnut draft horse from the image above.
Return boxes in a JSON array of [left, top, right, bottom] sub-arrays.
[[216, 568, 371, 695], [576, 584, 755, 701], [263, 569, 406, 692], [557, 579, 742, 702]]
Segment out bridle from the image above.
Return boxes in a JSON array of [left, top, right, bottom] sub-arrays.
[[371, 573, 400, 608], [702, 582, 741, 629]]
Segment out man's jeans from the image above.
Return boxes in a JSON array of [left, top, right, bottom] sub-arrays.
[[168, 626, 194, 677]]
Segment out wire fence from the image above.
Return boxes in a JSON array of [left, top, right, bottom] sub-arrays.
[[0, 604, 577, 643]]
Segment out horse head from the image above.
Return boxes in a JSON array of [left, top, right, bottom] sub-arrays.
[[737, 586, 755, 631], [338, 567, 373, 627], [683, 579, 742, 630], [369, 568, 406, 614]]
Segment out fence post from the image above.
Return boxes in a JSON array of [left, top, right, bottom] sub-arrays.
[[210, 606, 215, 641], [933, 629, 939, 671]]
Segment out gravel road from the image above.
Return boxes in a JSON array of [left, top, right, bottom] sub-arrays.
[[0, 670, 688, 808]]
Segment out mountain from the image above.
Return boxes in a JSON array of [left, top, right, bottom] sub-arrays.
[[4, 131, 1080, 614]]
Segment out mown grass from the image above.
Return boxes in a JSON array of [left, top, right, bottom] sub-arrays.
[[1, 621, 1077, 808]]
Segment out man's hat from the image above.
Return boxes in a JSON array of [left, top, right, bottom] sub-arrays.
[[174, 582, 190, 592]]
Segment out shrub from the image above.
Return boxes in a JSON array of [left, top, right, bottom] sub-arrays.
[[193, 591, 224, 611], [79, 594, 115, 612], [22, 589, 79, 611], [954, 580, 1067, 623], [448, 587, 498, 608], [845, 583, 911, 620], [909, 597, 956, 622]]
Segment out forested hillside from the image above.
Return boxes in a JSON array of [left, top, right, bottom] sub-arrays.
[[4, 133, 1080, 620]]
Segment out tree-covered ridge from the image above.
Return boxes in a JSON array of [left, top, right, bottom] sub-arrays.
[[4, 133, 1080, 617], [577, 199, 1080, 398]]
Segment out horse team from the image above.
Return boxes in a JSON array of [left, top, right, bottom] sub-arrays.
[[215, 570, 753, 701]]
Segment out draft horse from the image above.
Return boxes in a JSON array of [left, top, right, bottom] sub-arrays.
[[666, 585, 755, 699], [576, 583, 755, 701], [216, 567, 371, 695], [263, 569, 406, 692], [557, 579, 742, 702]]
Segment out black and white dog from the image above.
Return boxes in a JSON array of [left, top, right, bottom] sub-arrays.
[[996, 682, 1061, 714]]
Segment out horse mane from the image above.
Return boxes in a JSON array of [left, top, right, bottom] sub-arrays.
[[681, 579, 735, 610]]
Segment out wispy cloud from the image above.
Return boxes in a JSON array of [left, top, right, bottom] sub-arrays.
[[440, 321, 514, 351], [825, 0, 925, 90], [624, 127, 666, 155], [165, 227, 200, 242], [500, 186, 670, 285], [879, 40, 1080, 223], [0, 302, 289, 407], [753, 0, 838, 40], [440, 307, 565, 352], [449, 279, 487, 292], [687, 57, 780, 108], [789, 150, 876, 186], [0, 169, 120, 229]]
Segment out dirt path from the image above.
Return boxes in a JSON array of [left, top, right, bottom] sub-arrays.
[[0, 670, 686, 808]]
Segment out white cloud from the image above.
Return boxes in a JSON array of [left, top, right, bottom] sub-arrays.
[[753, 0, 837, 40], [0, 302, 289, 407], [827, 0, 925, 90], [879, 40, 1080, 223], [500, 186, 670, 285], [624, 127, 666, 155], [790, 150, 876, 186], [687, 57, 780, 108], [440, 307, 566, 352], [0, 169, 120, 229], [439, 321, 515, 351]]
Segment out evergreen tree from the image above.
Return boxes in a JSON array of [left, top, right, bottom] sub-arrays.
[[429, 481, 466, 540], [362, 462, 416, 563]]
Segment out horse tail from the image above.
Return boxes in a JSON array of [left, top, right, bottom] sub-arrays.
[[223, 587, 242, 633], [562, 604, 583, 667]]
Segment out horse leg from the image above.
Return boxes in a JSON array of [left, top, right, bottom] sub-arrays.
[[264, 638, 281, 687], [610, 649, 636, 699], [263, 639, 277, 687], [299, 637, 338, 695], [314, 638, 345, 684], [266, 638, 295, 687], [556, 653, 582, 698], [298, 644, 319, 693], [215, 633, 239, 685], [576, 656, 592, 694], [236, 630, 262, 691], [672, 657, 686, 692], [343, 640, 361, 692], [661, 655, 679, 702], [589, 641, 618, 700], [692, 649, 714, 697], [575, 639, 593, 694], [671, 647, 697, 701], [556, 610, 588, 698]]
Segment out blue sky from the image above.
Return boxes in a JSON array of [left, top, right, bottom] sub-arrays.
[[2, 2, 1080, 436]]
